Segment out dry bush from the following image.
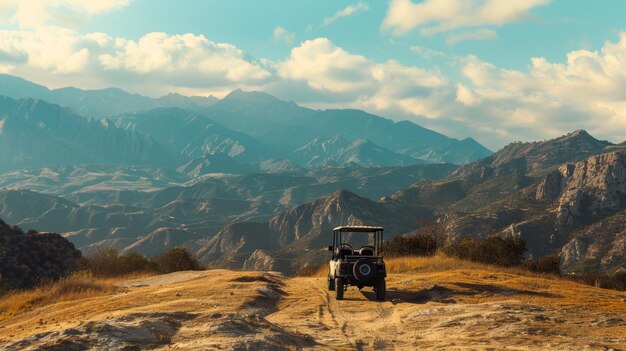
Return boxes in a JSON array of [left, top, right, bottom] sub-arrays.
[[444, 236, 527, 267], [524, 254, 561, 275], [384, 219, 445, 257], [85, 249, 151, 277], [150, 247, 203, 274], [570, 271, 626, 291]]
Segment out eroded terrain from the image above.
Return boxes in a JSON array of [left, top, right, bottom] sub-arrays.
[[1, 270, 625, 350]]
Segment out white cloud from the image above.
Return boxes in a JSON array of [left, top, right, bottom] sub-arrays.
[[446, 28, 497, 45], [382, 0, 550, 35], [272, 27, 295, 44], [322, 2, 369, 26], [278, 38, 450, 118], [0, 29, 271, 95], [452, 34, 626, 145], [0, 0, 131, 28]]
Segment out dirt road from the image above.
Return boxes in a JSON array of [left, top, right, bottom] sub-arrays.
[[269, 275, 626, 350], [1, 270, 625, 350]]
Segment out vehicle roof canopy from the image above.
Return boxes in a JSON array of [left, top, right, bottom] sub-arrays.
[[333, 226, 384, 232]]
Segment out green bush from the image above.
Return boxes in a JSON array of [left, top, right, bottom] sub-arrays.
[[150, 247, 203, 274], [444, 236, 527, 267]]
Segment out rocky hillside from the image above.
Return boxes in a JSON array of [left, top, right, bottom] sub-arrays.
[[291, 135, 422, 167], [0, 218, 81, 289], [386, 131, 624, 272], [196, 190, 425, 272]]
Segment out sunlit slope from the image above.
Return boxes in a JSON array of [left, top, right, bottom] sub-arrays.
[[1, 258, 625, 350]]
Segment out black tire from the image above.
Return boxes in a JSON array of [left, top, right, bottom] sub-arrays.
[[335, 277, 344, 300], [328, 275, 335, 291], [353, 259, 375, 281], [376, 279, 386, 301]]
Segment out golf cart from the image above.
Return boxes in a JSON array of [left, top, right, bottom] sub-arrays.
[[327, 226, 386, 301]]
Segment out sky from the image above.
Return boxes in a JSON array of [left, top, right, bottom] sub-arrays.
[[0, 0, 625, 149]]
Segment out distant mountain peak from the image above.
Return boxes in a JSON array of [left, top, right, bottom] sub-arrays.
[[222, 89, 282, 104]]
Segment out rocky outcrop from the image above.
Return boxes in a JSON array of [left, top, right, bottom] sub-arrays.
[[242, 250, 276, 271], [556, 151, 626, 227], [0, 218, 82, 289], [535, 164, 575, 201], [560, 210, 626, 272]]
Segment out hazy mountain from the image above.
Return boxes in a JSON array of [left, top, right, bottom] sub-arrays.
[[206, 89, 314, 134], [0, 164, 189, 196], [252, 109, 492, 164], [258, 159, 307, 175], [0, 74, 217, 118], [0, 97, 179, 171], [112, 108, 275, 163], [177, 154, 256, 177], [0, 75, 493, 166], [292, 135, 422, 167]]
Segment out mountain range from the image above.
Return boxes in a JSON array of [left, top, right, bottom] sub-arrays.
[[0, 74, 491, 168], [0, 74, 623, 275]]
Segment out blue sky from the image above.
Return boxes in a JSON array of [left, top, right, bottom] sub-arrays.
[[1, 0, 625, 149]]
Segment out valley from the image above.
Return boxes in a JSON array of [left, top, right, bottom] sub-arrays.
[[0, 74, 624, 276]]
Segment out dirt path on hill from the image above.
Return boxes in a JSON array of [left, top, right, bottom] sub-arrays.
[[267, 275, 626, 350], [1, 270, 625, 350]]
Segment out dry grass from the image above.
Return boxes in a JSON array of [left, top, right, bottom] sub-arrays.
[[0, 271, 151, 321], [307, 254, 555, 278]]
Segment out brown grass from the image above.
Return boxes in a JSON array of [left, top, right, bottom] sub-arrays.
[[307, 254, 556, 278], [0, 271, 151, 321]]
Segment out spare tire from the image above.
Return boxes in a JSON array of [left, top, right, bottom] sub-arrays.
[[353, 259, 375, 281]]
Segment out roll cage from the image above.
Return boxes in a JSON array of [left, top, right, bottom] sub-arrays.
[[329, 225, 384, 258]]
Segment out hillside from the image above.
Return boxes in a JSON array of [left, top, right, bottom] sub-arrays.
[[386, 131, 625, 271], [1, 259, 624, 350], [0, 97, 179, 171]]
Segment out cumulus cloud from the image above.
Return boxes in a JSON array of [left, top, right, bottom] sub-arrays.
[[272, 27, 295, 44], [446, 28, 497, 45], [278, 38, 450, 118], [452, 34, 626, 145], [322, 2, 369, 26], [0, 28, 271, 95], [0, 0, 131, 28], [382, 0, 550, 36]]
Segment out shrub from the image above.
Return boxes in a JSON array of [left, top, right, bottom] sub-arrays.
[[150, 247, 203, 274], [444, 236, 527, 267], [385, 220, 444, 257], [571, 271, 626, 291], [524, 254, 561, 274], [85, 247, 203, 277], [85, 249, 150, 277]]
